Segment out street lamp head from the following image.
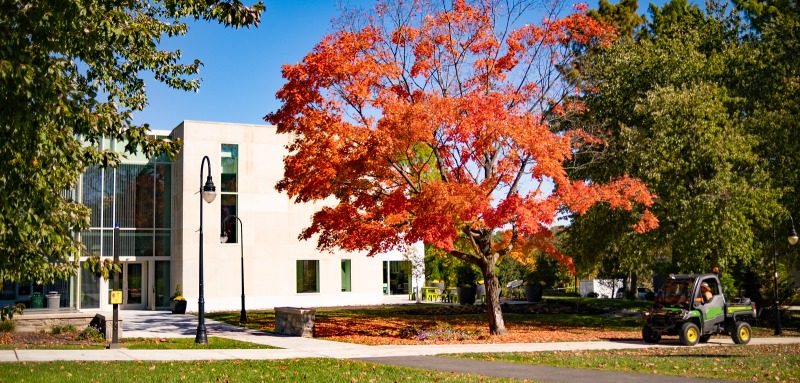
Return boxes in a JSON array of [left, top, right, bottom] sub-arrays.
[[790, 215, 799, 245], [202, 175, 216, 203]]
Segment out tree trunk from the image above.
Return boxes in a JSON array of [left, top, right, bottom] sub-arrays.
[[481, 260, 508, 335]]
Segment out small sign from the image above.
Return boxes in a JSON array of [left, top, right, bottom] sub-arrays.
[[110, 290, 123, 305]]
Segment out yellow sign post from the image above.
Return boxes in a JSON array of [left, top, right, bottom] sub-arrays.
[[110, 290, 123, 305]]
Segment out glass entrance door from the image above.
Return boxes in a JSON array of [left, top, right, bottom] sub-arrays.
[[123, 263, 146, 309]]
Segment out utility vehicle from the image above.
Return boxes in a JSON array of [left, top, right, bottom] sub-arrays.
[[642, 273, 757, 346]]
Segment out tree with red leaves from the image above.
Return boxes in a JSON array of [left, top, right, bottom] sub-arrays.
[[266, 0, 657, 335]]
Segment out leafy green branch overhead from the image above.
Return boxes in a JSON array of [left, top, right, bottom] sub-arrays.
[[563, 0, 794, 279], [0, 0, 264, 282]]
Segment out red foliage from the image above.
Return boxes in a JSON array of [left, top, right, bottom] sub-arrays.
[[266, 0, 656, 266]]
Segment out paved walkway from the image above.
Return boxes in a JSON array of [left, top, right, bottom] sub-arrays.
[[3, 308, 800, 383]]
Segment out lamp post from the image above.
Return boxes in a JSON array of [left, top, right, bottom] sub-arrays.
[[221, 215, 246, 323], [774, 215, 799, 336], [196, 156, 216, 344]]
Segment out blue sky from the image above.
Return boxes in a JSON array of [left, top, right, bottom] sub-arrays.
[[134, 0, 669, 132]]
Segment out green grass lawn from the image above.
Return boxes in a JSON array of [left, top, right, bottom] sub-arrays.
[[4, 358, 524, 383], [0, 337, 276, 350], [121, 337, 278, 350], [450, 343, 800, 382]]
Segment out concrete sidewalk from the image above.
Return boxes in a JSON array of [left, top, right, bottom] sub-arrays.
[[3, 309, 799, 383]]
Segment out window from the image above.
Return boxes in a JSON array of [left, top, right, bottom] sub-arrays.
[[154, 261, 171, 307], [341, 260, 351, 292], [700, 278, 721, 296], [80, 262, 100, 309], [221, 144, 238, 243], [79, 136, 172, 259], [296, 260, 319, 293]]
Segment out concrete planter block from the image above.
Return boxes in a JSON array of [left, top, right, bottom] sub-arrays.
[[274, 307, 315, 337]]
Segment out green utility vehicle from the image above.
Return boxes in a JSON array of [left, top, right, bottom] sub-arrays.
[[642, 273, 757, 346]]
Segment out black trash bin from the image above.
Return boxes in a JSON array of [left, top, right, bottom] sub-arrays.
[[30, 292, 44, 308]]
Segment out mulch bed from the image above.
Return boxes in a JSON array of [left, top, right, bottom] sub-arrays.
[[0, 331, 103, 348]]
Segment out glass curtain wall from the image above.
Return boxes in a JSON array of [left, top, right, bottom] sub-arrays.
[[77, 136, 172, 309]]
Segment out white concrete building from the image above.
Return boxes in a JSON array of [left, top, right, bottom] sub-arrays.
[[0, 121, 421, 312]]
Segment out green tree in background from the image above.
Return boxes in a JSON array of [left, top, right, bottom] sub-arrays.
[[0, 0, 264, 282], [734, 0, 800, 269], [588, 0, 645, 39], [564, 0, 779, 281]]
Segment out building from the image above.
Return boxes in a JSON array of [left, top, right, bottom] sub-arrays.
[[0, 121, 422, 312]]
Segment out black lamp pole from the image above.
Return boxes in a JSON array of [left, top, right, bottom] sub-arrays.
[[221, 215, 247, 323], [196, 155, 216, 344], [775, 215, 799, 336]]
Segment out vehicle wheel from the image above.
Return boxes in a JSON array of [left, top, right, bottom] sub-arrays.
[[679, 322, 700, 346], [642, 326, 661, 344], [731, 322, 751, 345], [699, 334, 712, 343]]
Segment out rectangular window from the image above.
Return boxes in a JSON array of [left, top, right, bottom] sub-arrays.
[[80, 262, 100, 309], [115, 164, 157, 229], [221, 144, 238, 192], [154, 230, 171, 257], [82, 166, 103, 227], [296, 260, 319, 293], [154, 261, 171, 307], [102, 165, 115, 228], [341, 260, 352, 292], [221, 194, 238, 243], [221, 144, 239, 243], [155, 163, 171, 228], [0, 280, 15, 300]]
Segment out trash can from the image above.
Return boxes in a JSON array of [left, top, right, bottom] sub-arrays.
[[30, 292, 44, 308], [46, 291, 61, 309]]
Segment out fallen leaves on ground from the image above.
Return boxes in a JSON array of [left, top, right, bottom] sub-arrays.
[[314, 316, 639, 345]]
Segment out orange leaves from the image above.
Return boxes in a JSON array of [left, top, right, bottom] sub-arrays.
[[633, 209, 659, 234], [559, 176, 659, 233], [266, 0, 652, 258]]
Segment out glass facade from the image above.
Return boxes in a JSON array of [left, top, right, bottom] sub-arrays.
[[74, 136, 172, 309], [81, 162, 171, 256], [221, 144, 239, 243]]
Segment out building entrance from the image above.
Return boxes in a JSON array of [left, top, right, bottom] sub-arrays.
[[122, 262, 146, 309]]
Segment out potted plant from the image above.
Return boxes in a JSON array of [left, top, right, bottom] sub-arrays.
[[524, 254, 562, 302], [455, 263, 479, 305], [170, 283, 187, 314]]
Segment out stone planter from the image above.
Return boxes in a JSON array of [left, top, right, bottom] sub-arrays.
[[525, 284, 542, 303], [275, 307, 316, 337], [171, 300, 187, 314], [457, 286, 477, 305]]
